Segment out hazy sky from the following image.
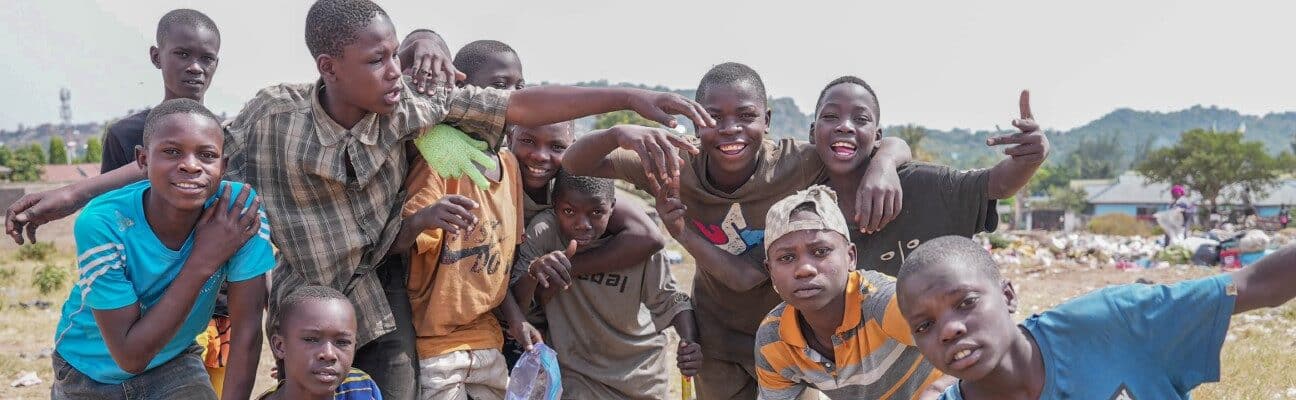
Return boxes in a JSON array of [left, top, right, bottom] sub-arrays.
[[2, 0, 1293, 132]]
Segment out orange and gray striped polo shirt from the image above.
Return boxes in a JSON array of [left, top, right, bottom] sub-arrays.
[[755, 270, 942, 400]]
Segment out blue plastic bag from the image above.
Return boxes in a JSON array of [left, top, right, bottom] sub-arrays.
[[505, 343, 562, 400]]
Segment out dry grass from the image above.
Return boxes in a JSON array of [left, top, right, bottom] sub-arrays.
[[1, 219, 1293, 398]]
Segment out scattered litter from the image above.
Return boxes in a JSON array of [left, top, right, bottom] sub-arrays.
[[17, 300, 52, 310], [9, 371, 40, 388]]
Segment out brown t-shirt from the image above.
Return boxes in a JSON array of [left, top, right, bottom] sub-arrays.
[[848, 162, 998, 277], [514, 211, 692, 399], [607, 137, 825, 364]]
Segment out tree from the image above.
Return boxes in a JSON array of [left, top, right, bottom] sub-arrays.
[[82, 137, 103, 163], [892, 125, 935, 162], [1027, 164, 1074, 196], [1136, 129, 1284, 209], [48, 136, 68, 165], [593, 110, 661, 130], [6, 144, 46, 182], [1045, 186, 1089, 213], [0, 145, 11, 167], [1061, 133, 1122, 179]]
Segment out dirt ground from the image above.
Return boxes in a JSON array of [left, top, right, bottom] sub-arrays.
[[0, 217, 1293, 399]]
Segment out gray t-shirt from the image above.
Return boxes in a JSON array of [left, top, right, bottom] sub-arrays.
[[849, 162, 998, 276], [513, 210, 693, 399]]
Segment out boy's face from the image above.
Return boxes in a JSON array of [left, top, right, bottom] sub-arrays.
[[510, 124, 574, 191], [765, 210, 855, 312], [553, 190, 614, 250], [897, 260, 1019, 382], [697, 83, 769, 183], [461, 52, 525, 90], [319, 15, 403, 116], [151, 24, 220, 103], [136, 114, 226, 212], [811, 83, 881, 177], [271, 299, 358, 397]]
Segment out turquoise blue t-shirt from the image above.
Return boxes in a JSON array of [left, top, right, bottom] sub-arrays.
[[940, 274, 1235, 400], [53, 180, 274, 384]]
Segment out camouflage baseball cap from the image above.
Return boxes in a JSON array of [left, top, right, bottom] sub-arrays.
[[764, 185, 850, 253]]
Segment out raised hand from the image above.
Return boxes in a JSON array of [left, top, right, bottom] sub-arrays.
[[5, 186, 81, 245], [400, 32, 463, 93], [611, 125, 698, 195], [529, 240, 576, 289], [626, 91, 716, 131], [654, 179, 688, 239], [190, 184, 261, 276], [416, 195, 479, 235], [986, 90, 1049, 164]]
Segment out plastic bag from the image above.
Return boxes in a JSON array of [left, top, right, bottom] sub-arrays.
[[506, 343, 562, 400]]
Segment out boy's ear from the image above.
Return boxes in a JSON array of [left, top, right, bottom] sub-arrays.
[[317, 54, 337, 83], [150, 46, 162, 69], [1003, 280, 1018, 313], [134, 145, 148, 170], [808, 123, 816, 144], [847, 243, 857, 268], [269, 333, 286, 361]]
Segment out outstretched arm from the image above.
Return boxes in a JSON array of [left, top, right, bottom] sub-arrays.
[[562, 125, 700, 196], [6, 163, 144, 244], [506, 87, 713, 133], [1231, 244, 1296, 314], [986, 90, 1049, 199]]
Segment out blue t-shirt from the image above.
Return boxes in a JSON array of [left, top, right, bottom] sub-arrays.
[[53, 180, 274, 384], [940, 274, 1235, 400]]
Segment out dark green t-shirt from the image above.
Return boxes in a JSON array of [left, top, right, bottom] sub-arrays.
[[849, 162, 998, 276]]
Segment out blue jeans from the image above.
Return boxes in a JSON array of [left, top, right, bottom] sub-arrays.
[[51, 346, 217, 400]]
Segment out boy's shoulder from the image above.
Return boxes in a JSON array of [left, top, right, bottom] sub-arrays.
[[106, 109, 149, 139], [755, 301, 794, 347], [228, 82, 318, 128], [80, 180, 150, 221]]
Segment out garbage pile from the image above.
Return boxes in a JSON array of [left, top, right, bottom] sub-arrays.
[[980, 228, 1295, 270]]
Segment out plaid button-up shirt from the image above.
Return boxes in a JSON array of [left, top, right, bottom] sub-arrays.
[[223, 77, 508, 345]]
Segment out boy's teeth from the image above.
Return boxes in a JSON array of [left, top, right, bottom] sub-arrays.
[[832, 141, 856, 149], [527, 166, 547, 175], [720, 143, 744, 152], [955, 349, 971, 360]]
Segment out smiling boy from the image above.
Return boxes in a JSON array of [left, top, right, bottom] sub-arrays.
[[52, 99, 271, 400], [897, 236, 1296, 399]]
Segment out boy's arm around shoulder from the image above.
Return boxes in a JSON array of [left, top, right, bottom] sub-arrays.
[[568, 196, 666, 275], [562, 125, 700, 196]]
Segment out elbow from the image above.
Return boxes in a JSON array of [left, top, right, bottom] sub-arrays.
[[731, 274, 767, 293], [115, 357, 148, 375], [645, 232, 667, 254]]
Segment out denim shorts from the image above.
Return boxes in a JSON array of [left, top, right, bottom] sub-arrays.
[[51, 345, 217, 400]]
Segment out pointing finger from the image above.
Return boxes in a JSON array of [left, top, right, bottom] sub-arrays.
[[1019, 90, 1033, 120]]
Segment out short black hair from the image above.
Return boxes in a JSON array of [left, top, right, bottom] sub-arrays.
[[695, 62, 767, 107], [453, 40, 519, 78], [553, 170, 614, 203], [815, 76, 880, 121], [142, 98, 221, 147], [304, 0, 389, 58], [898, 236, 1002, 289], [275, 285, 351, 331], [156, 9, 220, 46], [512, 120, 575, 137]]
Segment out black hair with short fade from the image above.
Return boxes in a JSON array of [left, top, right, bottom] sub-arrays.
[[814, 76, 880, 121], [304, 0, 389, 58], [898, 235, 1002, 289], [453, 40, 519, 78], [695, 62, 768, 107], [275, 285, 351, 331], [156, 9, 220, 46], [553, 170, 614, 203], [142, 98, 221, 147]]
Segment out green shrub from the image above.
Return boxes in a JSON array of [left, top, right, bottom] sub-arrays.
[[1087, 213, 1155, 236], [33, 263, 69, 295], [987, 233, 1014, 249], [0, 267, 16, 286], [17, 242, 56, 261]]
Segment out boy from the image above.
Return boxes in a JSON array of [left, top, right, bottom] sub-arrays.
[[736, 185, 943, 399], [512, 172, 700, 399], [262, 285, 381, 400], [51, 98, 271, 400], [810, 77, 1048, 276], [896, 236, 1296, 399], [446, 38, 671, 368], [101, 9, 222, 174], [9, 1, 713, 397], [562, 62, 911, 398]]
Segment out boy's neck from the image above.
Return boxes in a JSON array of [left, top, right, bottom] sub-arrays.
[[962, 327, 1046, 400], [824, 169, 863, 222], [525, 182, 551, 206], [162, 91, 201, 104], [319, 84, 367, 130], [797, 291, 848, 351], [705, 159, 759, 194], [276, 382, 333, 400], [142, 189, 203, 250]]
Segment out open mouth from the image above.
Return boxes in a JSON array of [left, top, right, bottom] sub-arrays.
[[948, 345, 982, 371], [830, 141, 858, 158], [312, 369, 341, 384], [383, 87, 401, 105], [717, 142, 747, 156], [171, 181, 208, 195], [181, 79, 205, 88], [523, 163, 553, 180]]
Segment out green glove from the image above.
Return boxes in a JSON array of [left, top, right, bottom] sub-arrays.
[[414, 124, 495, 189]]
